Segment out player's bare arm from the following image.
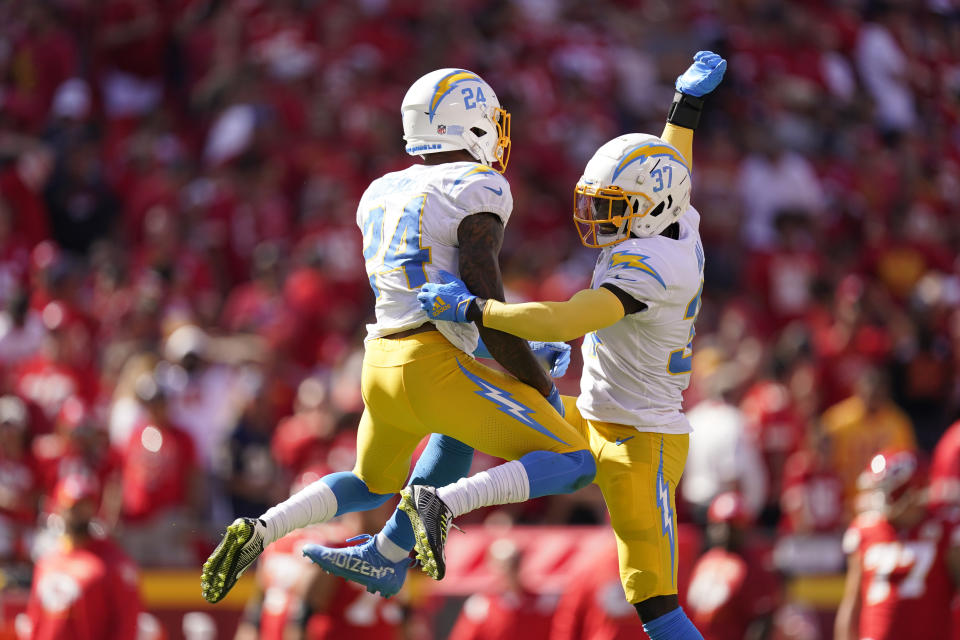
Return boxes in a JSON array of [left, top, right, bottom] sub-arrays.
[[834, 549, 863, 640], [457, 212, 553, 396]]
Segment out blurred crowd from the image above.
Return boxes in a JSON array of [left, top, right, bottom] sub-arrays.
[[1, 0, 960, 637]]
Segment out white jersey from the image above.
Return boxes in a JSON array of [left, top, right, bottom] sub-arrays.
[[577, 207, 704, 433], [357, 161, 513, 354]]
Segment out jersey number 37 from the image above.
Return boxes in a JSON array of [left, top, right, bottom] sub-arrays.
[[362, 194, 432, 297], [667, 280, 702, 375]]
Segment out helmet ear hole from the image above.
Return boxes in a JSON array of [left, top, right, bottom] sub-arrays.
[[649, 201, 666, 218], [470, 127, 487, 137]]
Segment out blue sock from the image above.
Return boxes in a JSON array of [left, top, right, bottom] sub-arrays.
[[382, 435, 474, 550], [642, 607, 703, 640], [321, 471, 393, 516], [521, 449, 595, 498]]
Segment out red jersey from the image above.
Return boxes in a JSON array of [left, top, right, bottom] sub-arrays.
[[32, 434, 122, 499], [843, 510, 959, 640], [26, 536, 141, 640], [685, 547, 780, 640], [13, 357, 93, 422], [779, 450, 845, 534], [120, 420, 197, 522], [450, 589, 554, 640], [0, 450, 37, 524], [931, 421, 960, 507], [549, 542, 645, 640], [257, 526, 402, 640]]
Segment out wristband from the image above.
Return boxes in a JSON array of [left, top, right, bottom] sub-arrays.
[[667, 91, 705, 130], [467, 298, 485, 322]]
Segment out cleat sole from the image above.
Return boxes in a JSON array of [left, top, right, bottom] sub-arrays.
[[200, 521, 256, 603], [399, 489, 441, 580]]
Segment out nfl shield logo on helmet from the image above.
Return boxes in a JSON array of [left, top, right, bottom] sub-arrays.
[[437, 124, 447, 134]]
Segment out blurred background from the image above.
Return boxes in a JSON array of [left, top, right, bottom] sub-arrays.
[[0, 0, 958, 638]]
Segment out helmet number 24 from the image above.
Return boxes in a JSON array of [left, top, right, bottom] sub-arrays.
[[461, 87, 486, 110]]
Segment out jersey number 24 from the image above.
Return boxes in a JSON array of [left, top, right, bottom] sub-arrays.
[[362, 194, 432, 297]]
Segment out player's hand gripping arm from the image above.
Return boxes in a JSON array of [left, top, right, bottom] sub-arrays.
[[456, 213, 555, 397], [661, 50, 727, 166], [418, 270, 638, 342], [833, 550, 863, 640]]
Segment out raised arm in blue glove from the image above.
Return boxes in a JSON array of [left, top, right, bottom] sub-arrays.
[[667, 51, 727, 132], [675, 50, 726, 97]]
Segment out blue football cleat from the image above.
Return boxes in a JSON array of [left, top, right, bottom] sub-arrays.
[[303, 534, 413, 598]]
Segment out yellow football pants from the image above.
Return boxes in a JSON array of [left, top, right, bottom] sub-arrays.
[[353, 332, 588, 495], [562, 396, 689, 604]]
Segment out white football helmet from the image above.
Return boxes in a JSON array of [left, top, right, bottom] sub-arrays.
[[573, 133, 691, 247], [401, 68, 511, 172]]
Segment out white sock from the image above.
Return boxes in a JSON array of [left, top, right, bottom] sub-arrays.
[[436, 461, 529, 518], [260, 480, 338, 544], [374, 532, 410, 562]]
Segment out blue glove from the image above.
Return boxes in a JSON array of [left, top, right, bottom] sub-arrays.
[[675, 50, 727, 97], [545, 384, 565, 417], [529, 341, 571, 378], [417, 270, 476, 323]]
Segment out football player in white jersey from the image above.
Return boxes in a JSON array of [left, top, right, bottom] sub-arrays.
[[201, 68, 597, 603], [406, 52, 726, 640]]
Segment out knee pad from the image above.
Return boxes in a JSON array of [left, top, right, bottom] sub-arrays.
[[566, 449, 597, 491], [323, 472, 394, 515]]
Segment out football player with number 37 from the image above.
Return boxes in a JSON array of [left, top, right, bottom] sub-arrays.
[[202, 66, 597, 603], [406, 52, 726, 639]]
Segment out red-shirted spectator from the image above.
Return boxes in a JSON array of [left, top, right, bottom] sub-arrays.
[[549, 538, 647, 640], [95, 0, 166, 119], [0, 396, 38, 562], [0, 148, 52, 250], [740, 379, 807, 516], [220, 242, 288, 336], [0, 202, 31, 308], [779, 438, 845, 535], [13, 302, 98, 424], [127, 205, 218, 322], [271, 377, 338, 475], [930, 420, 960, 508], [744, 211, 824, 333], [31, 396, 122, 525], [449, 538, 554, 640], [686, 492, 781, 640], [119, 372, 203, 566], [0, 289, 46, 370], [3, 5, 77, 132], [835, 449, 960, 640], [24, 474, 142, 640]]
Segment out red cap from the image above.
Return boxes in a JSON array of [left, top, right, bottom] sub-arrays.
[[53, 474, 100, 508], [707, 491, 752, 527]]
